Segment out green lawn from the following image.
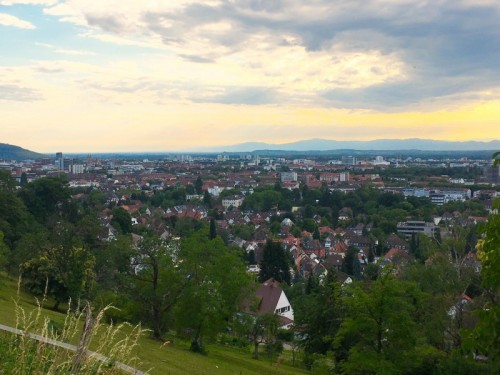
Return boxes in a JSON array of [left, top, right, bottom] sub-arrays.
[[0, 274, 308, 375]]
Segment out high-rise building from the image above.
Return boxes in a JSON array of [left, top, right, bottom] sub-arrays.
[[342, 155, 356, 166], [484, 165, 500, 184], [55, 152, 64, 171]]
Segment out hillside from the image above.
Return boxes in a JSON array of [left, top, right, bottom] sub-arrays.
[[0, 275, 307, 375], [0, 143, 45, 160]]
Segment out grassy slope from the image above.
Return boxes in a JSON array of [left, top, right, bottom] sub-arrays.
[[0, 275, 307, 375]]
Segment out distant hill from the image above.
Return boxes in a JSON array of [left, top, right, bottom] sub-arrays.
[[196, 138, 500, 152], [0, 143, 45, 160]]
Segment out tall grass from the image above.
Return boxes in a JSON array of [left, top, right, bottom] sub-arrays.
[[0, 286, 147, 375]]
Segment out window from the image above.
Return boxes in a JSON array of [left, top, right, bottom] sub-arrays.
[[276, 306, 290, 314]]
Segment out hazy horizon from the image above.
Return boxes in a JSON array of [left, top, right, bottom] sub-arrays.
[[5, 137, 500, 155]]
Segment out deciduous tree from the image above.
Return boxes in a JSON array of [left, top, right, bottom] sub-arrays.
[[175, 229, 250, 352]]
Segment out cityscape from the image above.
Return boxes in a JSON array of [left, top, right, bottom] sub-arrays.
[[1, 0, 500, 373], [0, 144, 499, 372]]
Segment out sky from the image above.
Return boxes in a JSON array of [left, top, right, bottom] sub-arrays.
[[1, 0, 500, 152]]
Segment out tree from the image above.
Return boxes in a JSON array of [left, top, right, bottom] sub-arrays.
[[19, 172, 28, 187], [401, 257, 475, 351], [295, 272, 344, 366], [259, 240, 291, 285], [209, 218, 217, 240], [175, 230, 250, 352], [244, 313, 280, 359], [0, 184, 30, 249], [18, 175, 70, 223], [342, 246, 358, 277], [0, 231, 8, 270], [127, 235, 182, 340], [111, 207, 133, 234], [334, 273, 424, 374], [185, 184, 195, 195], [203, 190, 212, 208], [93, 234, 134, 290], [416, 232, 439, 261], [195, 176, 203, 195], [464, 195, 500, 367], [21, 245, 95, 310], [313, 227, 320, 240], [0, 170, 16, 192]]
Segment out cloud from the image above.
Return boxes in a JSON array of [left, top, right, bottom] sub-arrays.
[[192, 87, 279, 105], [0, 0, 56, 5], [6, 0, 499, 110], [0, 84, 42, 101], [0, 13, 36, 29], [35, 42, 96, 56]]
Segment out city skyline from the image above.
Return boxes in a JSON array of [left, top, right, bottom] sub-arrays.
[[1, 0, 500, 152]]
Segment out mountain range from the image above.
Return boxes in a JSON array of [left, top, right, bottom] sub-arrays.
[[195, 138, 500, 153]]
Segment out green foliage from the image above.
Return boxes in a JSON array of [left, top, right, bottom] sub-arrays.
[[149, 187, 186, 208], [209, 218, 217, 240], [242, 188, 284, 211], [258, 240, 292, 285], [463, 197, 500, 366], [302, 218, 317, 233], [294, 273, 344, 362], [241, 312, 281, 360], [334, 274, 425, 373], [18, 175, 70, 223], [111, 206, 133, 234], [0, 170, 17, 192], [21, 246, 96, 309], [342, 246, 359, 278], [126, 235, 182, 339], [203, 190, 212, 207], [172, 216, 204, 237], [175, 229, 251, 352], [401, 258, 473, 350], [232, 223, 254, 241], [195, 176, 203, 195], [0, 183, 30, 249], [0, 231, 8, 270]]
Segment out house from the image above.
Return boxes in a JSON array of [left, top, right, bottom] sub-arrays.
[[385, 233, 409, 250], [253, 278, 294, 329], [301, 237, 326, 258], [345, 234, 371, 252], [222, 195, 244, 210], [338, 208, 352, 221], [330, 241, 348, 256], [324, 234, 335, 250], [324, 253, 344, 272], [335, 271, 353, 286]]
